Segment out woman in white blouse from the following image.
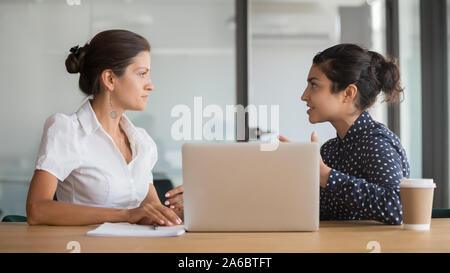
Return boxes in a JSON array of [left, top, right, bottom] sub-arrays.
[[26, 29, 183, 226]]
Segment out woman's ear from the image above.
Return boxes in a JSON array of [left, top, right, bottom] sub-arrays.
[[100, 69, 115, 92], [343, 84, 358, 103]]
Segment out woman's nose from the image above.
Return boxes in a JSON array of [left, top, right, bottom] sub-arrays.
[[146, 79, 154, 91], [301, 89, 308, 101]]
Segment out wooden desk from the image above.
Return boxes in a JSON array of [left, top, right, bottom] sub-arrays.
[[1, 219, 450, 253]]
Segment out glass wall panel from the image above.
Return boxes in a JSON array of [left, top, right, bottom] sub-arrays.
[[399, 0, 422, 179], [0, 0, 235, 218], [249, 0, 387, 144]]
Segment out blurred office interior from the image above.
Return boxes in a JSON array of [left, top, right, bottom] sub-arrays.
[[0, 0, 448, 218]]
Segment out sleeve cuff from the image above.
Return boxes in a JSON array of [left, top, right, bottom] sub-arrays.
[[35, 154, 77, 182], [325, 169, 349, 191]]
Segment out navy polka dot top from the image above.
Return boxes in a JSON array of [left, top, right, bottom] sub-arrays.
[[320, 110, 410, 225]]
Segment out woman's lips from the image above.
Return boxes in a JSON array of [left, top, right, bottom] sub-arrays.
[[307, 106, 315, 115]]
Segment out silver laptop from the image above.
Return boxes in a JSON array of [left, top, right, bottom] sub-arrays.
[[182, 142, 320, 232]]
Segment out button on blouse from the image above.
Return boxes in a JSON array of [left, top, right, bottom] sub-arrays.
[[34, 99, 158, 209], [320, 111, 410, 225]]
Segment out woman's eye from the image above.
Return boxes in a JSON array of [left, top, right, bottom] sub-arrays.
[[311, 83, 317, 88], [138, 72, 147, 77]]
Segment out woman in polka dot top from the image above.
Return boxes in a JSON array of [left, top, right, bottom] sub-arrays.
[[280, 44, 410, 225]]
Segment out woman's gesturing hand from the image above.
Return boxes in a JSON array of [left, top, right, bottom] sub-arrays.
[[278, 135, 291, 143], [127, 201, 182, 226], [310, 131, 331, 188], [164, 185, 184, 215], [279, 132, 331, 188]]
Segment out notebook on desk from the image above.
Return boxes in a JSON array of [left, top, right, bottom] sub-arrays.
[[182, 142, 320, 232], [86, 222, 185, 237]]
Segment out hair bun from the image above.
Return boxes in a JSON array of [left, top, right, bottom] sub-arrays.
[[65, 43, 88, 74], [368, 50, 403, 103]]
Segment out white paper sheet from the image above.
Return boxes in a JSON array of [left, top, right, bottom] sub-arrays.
[[86, 222, 185, 237]]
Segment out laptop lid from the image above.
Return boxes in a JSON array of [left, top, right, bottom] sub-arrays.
[[182, 142, 320, 232]]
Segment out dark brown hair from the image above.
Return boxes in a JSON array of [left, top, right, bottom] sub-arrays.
[[312, 43, 404, 110], [65, 29, 151, 97]]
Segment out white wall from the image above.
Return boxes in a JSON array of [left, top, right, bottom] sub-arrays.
[[0, 0, 91, 180], [0, 0, 236, 188]]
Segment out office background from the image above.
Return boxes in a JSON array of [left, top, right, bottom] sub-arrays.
[[0, 0, 448, 219]]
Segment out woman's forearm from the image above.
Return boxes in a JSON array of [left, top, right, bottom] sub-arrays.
[[27, 199, 129, 226], [139, 183, 162, 206]]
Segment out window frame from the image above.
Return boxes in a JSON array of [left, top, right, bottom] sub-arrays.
[[420, 0, 449, 208]]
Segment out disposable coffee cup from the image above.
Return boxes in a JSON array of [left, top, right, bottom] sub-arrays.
[[399, 178, 436, 231]]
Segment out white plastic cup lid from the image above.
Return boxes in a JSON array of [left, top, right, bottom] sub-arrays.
[[400, 178, 436, 188]]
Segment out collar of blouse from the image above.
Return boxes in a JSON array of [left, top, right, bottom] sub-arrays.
[[336, 110, 373, 145], [75, 99, 143, 143]]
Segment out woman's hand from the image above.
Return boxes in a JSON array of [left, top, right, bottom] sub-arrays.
[[165, 185, 184, 220], [279, 133, 331, 188], [127, 201, 182, 226], [310, 131, 331, 188], [278, 135, 291, 143]]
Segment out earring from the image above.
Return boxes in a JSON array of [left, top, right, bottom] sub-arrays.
[[109, 92, 118, 119]]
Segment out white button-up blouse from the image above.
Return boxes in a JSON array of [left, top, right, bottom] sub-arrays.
[[34, 98, 158, 209]]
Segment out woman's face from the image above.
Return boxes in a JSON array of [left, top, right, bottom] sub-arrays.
[[301, 64, 344, 124], [114, 50, 154, 111]]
